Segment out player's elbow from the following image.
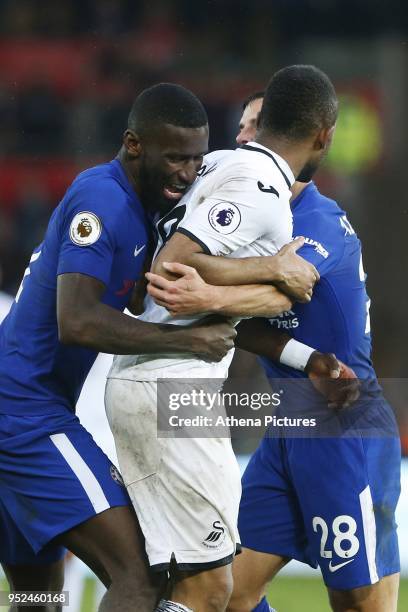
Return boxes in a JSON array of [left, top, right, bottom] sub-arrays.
[[57, 312, 91, 346], [150, 258, 181, 281]]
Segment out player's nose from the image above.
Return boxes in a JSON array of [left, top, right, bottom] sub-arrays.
[[236, 132, 247, 146], [178, 160, 199, 185]]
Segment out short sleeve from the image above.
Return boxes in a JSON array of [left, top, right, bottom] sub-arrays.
[[294, 223, 344, 276], [57, 178, 126, 286], [178, 166, 292, 256]]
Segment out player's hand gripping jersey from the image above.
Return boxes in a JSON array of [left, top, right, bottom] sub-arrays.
[[110, 143, 294, 382], [0, 159, 149, 415]]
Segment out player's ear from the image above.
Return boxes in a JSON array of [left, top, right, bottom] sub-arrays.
[[123, 129, 142, 158], [314, 124, 336, 151]]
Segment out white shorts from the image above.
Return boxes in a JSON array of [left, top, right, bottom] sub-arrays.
[[105, 378, 242, 571]]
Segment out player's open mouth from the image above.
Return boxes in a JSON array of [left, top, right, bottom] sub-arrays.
[[163, 184, 187, 200]]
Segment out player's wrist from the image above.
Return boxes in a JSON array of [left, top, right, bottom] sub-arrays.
[[279, 339, 317, 372], [258, 255, 283, 284], [207, 285, 227, 313]]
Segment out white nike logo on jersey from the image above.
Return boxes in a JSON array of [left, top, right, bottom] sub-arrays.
[[328, 559, 354, 572], [134, 244, 145, 257]]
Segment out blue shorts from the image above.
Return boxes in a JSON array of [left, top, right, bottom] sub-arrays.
[[238, 405, 401, 590], [0, 410, 130, 566]]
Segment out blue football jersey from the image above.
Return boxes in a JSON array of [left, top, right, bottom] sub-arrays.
[[0, 159, 149, 414], [240, 183, 400, 590], [261, 181, 376, 380]]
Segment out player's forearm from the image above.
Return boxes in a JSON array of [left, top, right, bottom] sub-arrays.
[[59, 302, 201, 355], [236, 318, 318, 374], [235, 318, 292, 360], [186, 253, 284, 285], [160, 251, 283, 286], [237, 319, 356, 404], [153, 232, 317, 304], [209, 284, 293, 317], [152, 232, 282, 285]]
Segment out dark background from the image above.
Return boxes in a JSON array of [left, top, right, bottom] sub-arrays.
[[0, 0, 406, 446]]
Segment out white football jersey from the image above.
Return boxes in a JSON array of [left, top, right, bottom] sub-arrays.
[[109, 142, 294, 381]]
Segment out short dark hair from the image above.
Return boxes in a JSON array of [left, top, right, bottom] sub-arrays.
[[242, 90, 265, 110], [128, 83, 208, 134], [259, 65, 338, 140]]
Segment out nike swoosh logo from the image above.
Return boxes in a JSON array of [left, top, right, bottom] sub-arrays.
[[134, 244, 146, 257], [328, 559, 355, 572]]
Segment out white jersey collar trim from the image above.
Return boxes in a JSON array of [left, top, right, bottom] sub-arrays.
[[245, 141, 295, 186]]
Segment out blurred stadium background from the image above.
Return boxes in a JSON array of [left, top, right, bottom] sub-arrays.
[[0, 0, 407, 610]]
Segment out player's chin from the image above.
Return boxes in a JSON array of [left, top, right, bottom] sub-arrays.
[[155, 194, 179, 214]]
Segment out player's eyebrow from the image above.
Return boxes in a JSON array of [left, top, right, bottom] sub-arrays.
[[166, 151, 208, 160]]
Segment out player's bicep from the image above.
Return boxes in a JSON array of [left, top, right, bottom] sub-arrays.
[[57, 273, 106, 341]]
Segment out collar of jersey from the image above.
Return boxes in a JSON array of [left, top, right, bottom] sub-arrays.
[[243, 141, 295, 187]]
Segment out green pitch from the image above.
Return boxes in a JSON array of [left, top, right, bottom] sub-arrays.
[[266, 576, 408, 611], [1, 576, 408, 611]]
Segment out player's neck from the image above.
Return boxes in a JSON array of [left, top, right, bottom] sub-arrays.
[[255, 133, 309, 181], [290, 181, 310, 202], [116, 147, 140, 196]]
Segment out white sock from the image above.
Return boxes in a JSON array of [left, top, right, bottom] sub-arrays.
[[156, 599, 194, 612]]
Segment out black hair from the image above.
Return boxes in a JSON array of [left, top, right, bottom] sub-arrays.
[[242, 90, 265, 110], [128, 83, 208, 134], [259, 65, 338, 140]]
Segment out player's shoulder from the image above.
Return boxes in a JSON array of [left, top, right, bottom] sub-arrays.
[[198, 148, 252, 188], [313, 185, 344, 215], [197, 150, 233, 180], [202, 150, 232, 166], [206, 144, 292, 191], [238, 141, 292, 175], [293, 183, 359, 262], [70, 160, 131, 204], [295, 183, 350, 230], [55, 160, 139, 241]]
